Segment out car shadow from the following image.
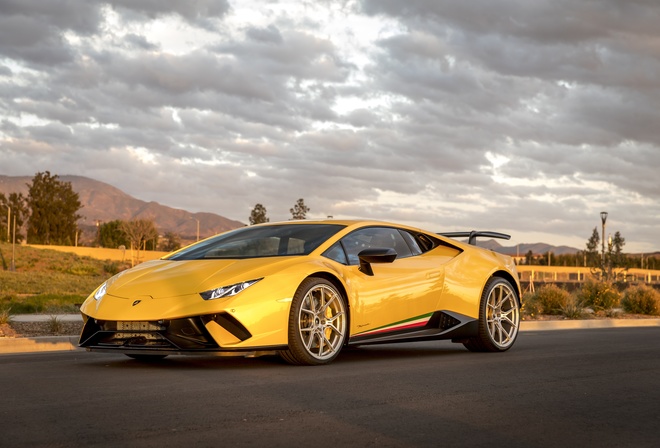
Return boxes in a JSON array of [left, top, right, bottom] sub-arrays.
[[76, 341, 471, 370]]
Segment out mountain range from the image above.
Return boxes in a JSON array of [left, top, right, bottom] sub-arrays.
[[476, 239, 579, 256], [1, 174, 581, 253], [0, 174, 244, 242]]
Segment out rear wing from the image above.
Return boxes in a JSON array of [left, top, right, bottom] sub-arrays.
[[438, 231, 511, 246]]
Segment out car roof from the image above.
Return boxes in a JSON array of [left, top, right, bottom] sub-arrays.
[[254, 219, 420, 230]]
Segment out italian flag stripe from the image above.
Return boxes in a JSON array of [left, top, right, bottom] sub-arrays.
[[356, 313, 433, 337]]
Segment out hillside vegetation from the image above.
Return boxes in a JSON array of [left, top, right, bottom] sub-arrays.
[[0, 243, 127, 314]]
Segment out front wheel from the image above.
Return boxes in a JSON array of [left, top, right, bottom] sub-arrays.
[[280, 278, 347, 366], [464, 277, 520, 352]]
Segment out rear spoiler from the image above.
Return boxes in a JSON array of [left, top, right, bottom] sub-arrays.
[[438, 231, 511, 246]]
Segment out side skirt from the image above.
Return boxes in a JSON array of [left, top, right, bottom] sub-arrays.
[[347, 310, 478, 346]]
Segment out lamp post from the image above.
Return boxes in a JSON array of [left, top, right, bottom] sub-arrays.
[[600, 211, 608, 267]]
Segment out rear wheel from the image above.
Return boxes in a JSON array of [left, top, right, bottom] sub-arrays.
[[464, 277, 520, 352], [280, 278, 347, 366]]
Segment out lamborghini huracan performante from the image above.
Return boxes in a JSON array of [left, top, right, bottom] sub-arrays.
[[79, 220, 521, 365]]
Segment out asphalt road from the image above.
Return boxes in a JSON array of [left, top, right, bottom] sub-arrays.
[[1, 328, 659, 448]]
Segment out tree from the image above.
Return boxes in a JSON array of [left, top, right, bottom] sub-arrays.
[[249, 203, 269, 225], [610, 231, 626, 267], [26, 171, 82, 245], [99, 220, 130, 248], [290, 198, 310, 220], [159, 231, 181, 252], [1, 192, 28, 243], [525, 250, 534, 265], [585, 225, 628, 280], [120, 219, 159, 266], [607, 231, 628, 276], [585, 227, 600, 268]]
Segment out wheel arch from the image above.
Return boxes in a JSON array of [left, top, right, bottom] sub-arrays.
[[303, 271, 351, 339], [490, 270, 522, 305]]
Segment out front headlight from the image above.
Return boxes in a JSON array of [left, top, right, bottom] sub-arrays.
[[94, 282, 107, 301], [200, 278, 262, 300]]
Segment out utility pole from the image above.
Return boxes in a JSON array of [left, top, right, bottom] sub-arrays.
[[191, 217, 200, 242], [600, 211, 608, 268], [10, 214, 16, 271]]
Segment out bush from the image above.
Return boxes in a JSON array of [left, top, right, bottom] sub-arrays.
[[0, 306, 12, 324], [534, 285, 572, 315], [621, 285, 660, 315], [577, 280, 621, 311], [104, 261, 120, 275], [521, 291, 543, 319], [47, 315, 64, 334], [560, 295, 586, 319]]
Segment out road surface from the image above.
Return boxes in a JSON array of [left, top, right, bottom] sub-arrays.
[[1, 327, 659, 447]]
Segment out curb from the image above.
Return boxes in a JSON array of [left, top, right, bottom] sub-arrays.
[[2, 319, 660, 355], [520, 318, 660, 331], [0, 336, 81, 355]]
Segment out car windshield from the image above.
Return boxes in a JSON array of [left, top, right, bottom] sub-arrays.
[[166, 224, 346, 260]]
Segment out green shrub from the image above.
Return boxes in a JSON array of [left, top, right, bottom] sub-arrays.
[[560, 295, 586, 319], [103, 261, 123, 275], [68, 264, 98, 276], [577, 280, 621, 311], [521, 291, 543, 319], [534, 285, 572, 315], [0, 306, 12, 324], [47, 315, 64, 334], [621, 285, 660, 315]]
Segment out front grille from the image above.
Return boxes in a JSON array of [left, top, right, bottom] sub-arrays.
[[79, 316, 220, 350]]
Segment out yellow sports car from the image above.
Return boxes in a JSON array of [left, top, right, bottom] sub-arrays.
[[79, 220, 521, 365]]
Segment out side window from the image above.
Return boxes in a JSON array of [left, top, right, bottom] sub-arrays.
[[340, 227, 413, 265], [399, 230, 422, 256], [322, 242, 348, 265]]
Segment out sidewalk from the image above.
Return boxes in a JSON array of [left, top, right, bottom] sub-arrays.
[[1, 315, 660, 355], [1, 314, 83, 354]]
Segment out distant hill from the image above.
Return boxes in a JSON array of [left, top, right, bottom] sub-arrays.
[[476, 239, 580, 256], [0, 174, 583, 253], [0, 174, 244, 242]]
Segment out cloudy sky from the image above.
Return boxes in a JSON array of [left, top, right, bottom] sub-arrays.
[[1, 0, 659, 252]]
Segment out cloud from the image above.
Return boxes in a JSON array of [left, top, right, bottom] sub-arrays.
[[0, 0, 659, 252]]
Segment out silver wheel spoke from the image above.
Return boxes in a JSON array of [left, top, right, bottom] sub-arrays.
[[485, 281, 520, 349], [297, 283, 347, 361]]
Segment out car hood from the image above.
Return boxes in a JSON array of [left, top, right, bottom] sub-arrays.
[[105, 257, 297, 299]]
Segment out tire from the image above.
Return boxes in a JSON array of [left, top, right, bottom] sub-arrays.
[[280, 278, 348, 366], [463, 277, 520, 352], [125, 354, 168, 361]]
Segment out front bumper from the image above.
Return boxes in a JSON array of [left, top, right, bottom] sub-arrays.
[[79, 313, 286, 355]]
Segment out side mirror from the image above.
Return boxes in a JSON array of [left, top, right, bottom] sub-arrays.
[[358, 248, 397, 276]]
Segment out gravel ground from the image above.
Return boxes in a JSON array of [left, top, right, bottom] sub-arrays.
[[0, 321, 83, 338]]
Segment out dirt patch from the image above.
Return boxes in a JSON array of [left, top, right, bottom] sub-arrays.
[[0, 323, 18, 338]]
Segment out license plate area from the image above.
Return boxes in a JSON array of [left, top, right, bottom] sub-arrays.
[[117, 321, 164, 332]]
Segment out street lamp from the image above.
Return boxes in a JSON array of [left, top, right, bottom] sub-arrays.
[[600, 211, 608, 267]]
